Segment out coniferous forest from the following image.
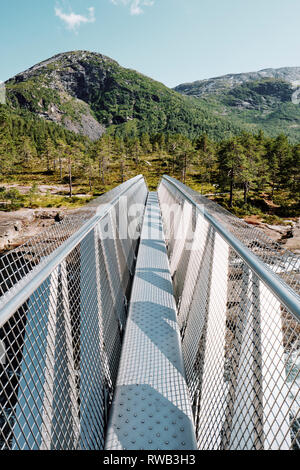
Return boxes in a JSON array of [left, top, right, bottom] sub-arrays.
[[0, 103, 299, 224]]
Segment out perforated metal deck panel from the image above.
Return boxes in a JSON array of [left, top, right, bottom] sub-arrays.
[[105, 193, 197, 451]]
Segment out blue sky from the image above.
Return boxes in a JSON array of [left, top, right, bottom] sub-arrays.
[[1, 0, 300, 88]]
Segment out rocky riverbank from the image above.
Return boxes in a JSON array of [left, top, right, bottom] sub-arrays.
[[243, 216, 300, 255], [0, 208, 67, 253]]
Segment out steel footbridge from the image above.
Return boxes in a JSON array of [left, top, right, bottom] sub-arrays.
[[0, 175, 299, 450]]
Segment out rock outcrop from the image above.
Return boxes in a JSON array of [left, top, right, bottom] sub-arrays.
[[5, 51, 115, 140]]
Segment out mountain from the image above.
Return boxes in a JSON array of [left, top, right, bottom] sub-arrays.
[[174, 67, 300, 141], [4, 50, 242, 141], [174, 67, 300, 96]]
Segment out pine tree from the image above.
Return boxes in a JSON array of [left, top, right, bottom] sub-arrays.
[[218, 137, 245, 207], [195, 134, 217, 186]]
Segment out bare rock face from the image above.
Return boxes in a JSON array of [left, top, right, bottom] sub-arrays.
[[79, 112, 105, 141], [62, 109, 105, 141], [6, 51, 113, 141], [283, 218, 300, 255]]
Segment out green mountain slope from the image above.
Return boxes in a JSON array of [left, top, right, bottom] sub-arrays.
[[5, 54, 300, 142], [5, 50, 243, 140], [174, 68, 300, 142]]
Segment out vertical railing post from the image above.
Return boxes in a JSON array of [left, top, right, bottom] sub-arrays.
[[196, 231, 229, 449], [0, 339, 6, 365], [167, 196, 184, 261], [79, 227, 106, 450], [228, 272, 291, 449], [99, 214, 127, 331], [180, 215, 214, 415], [170, 200, 193, 277], [259, 281, 291, 450], [40, 268, 59, 450], [228, 268, 263, 449], [51, 261, 80, 450], [12, 268, 59, 450], [178, 211, 209, 331]]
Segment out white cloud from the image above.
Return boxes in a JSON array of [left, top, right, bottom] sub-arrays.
[[55, 6, 95, 31], [110, 0, 154, 16]]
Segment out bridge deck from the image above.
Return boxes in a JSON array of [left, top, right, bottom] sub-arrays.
[[105, 192, 197, 450]]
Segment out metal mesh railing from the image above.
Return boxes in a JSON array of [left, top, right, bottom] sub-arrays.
[[158, 176, 300, 450], [0, 175, 148, 450], [0, 176, 144, 298]]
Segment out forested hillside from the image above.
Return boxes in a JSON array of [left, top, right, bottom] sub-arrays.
[[5, 51, 242, 141], [175, 68, 300, 142], [0, 102, 299, 223], [0, 52, 299, 222]]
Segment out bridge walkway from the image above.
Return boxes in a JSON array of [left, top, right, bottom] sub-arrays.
[[105, 192, 197, 450]]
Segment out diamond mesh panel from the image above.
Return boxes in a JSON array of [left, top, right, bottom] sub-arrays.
[[0, 176, 148, 450], [158, 177, 300, 450], [0, 176, 144, 298]]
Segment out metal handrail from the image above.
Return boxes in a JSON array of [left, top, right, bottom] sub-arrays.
[[161, 175, 300, 322], [0, 175, 145, 328]]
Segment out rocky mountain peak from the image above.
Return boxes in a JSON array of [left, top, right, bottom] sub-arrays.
[[9, 50, 117, 82]]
